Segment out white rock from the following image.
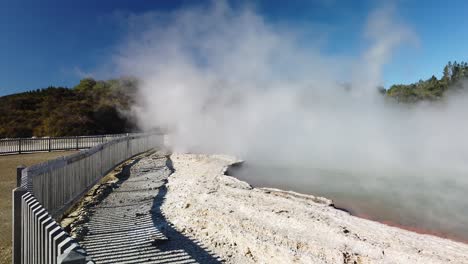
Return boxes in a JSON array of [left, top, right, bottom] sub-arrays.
[[161, 153, 468, 264]]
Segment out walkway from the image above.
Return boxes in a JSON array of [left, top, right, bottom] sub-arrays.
[[78, 153, 221, 264]]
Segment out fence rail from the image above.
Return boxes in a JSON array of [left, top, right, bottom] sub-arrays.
[[19, 192, 94, 264], [0, 134, 136, 155], [12, 133, 164, 264]]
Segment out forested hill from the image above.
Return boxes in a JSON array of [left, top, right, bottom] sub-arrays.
[[0, 78, 139, 138], [386, 61, 468, 102], [1, 61, 467, 138]]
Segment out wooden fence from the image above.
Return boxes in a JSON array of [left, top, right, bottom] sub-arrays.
[[12, 133, 164, 264], [0, 134, 135, 155]]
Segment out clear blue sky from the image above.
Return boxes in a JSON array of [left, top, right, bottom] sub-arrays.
[[1, 0, 467, 96]]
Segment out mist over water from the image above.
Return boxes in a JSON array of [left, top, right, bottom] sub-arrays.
[[231, 164, 468, 241], [112, 2, 468, 241]]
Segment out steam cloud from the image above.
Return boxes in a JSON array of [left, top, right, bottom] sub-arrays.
[[111, 2, 468, 239]]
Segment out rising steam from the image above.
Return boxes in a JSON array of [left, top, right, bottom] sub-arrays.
[[111, 2, 468, 240]]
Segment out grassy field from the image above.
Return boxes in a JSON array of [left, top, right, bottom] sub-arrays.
[[0, 151, 76, 264]]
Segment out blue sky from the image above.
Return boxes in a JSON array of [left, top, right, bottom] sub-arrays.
[[0, 0, 467, 96]]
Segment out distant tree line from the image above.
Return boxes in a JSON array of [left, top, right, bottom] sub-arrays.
[[0, 78, 139, 138], [386, 61, 468, 102]]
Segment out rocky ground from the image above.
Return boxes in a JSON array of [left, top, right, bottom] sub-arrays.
[[161, 153, 468, 264]]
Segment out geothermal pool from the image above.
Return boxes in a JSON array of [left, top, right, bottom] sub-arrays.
[[230, 164, 468, 243]]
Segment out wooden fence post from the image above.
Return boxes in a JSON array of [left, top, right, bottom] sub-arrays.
[[57, 248, 88, 264], [18, 139, 21, 154], [12, 165, 26, 264], [126, 135, 130, 158], [48, 137, 52, 152], [16, 165, 25, 187], [76, 136, 79, 150]]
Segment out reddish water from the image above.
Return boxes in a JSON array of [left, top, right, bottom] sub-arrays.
[[334, 200, 468, 244]]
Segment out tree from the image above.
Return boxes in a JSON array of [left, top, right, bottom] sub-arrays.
[[0, 78, 139, 138], [74, 78, 97, 92], [443, 65, 450, 81]]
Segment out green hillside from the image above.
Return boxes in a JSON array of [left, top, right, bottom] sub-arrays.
[[0, 78, 139, 138], [386, 61, 468, 102]]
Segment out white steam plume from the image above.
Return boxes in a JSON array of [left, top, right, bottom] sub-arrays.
[[111, 2, 468, 239], [112, 1, 424, 172]]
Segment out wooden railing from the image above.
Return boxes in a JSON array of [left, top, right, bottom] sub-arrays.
[[0, 134, 136, 155], [11, 133, 164, 264]]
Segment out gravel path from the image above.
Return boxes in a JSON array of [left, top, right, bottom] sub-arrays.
[[78, 153, 222, 264]]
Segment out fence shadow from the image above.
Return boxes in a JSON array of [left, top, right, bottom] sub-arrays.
[[149, 158, 223, 264], [78, 154, 223, 263]]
